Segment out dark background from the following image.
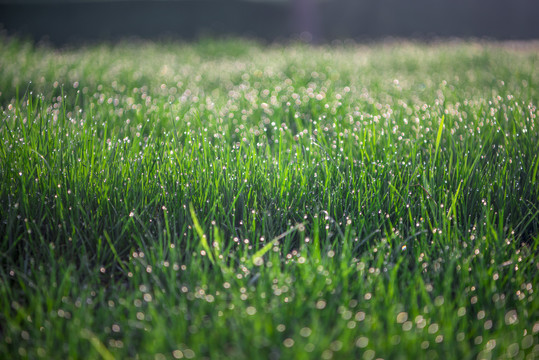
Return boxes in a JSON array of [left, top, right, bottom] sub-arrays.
[[1, 0, 538, 45]]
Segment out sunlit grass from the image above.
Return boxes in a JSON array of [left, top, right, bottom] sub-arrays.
[[1, 38, 538, 359]]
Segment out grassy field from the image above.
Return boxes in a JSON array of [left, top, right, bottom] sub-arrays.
[[1, 38, 538, 359]]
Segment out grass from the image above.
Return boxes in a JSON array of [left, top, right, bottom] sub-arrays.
[[0, 37, 538, 360]]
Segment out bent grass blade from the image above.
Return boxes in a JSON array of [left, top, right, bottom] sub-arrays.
[[189, 203, 215, 264], [250, 223, 304, 267]]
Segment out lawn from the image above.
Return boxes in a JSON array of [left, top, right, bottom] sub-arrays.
[[0, 38, 538, 359]]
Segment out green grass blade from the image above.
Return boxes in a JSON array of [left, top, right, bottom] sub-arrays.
[[189, 202, 215, 264], [250, 223, 303, 266]]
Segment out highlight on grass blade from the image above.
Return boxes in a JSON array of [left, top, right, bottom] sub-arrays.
[[434, 114, 445, 163], [80, 329, 115, 360], [189, 202, 215, 264], [104, 230, 128, 272], [249, 223, 303, 267]]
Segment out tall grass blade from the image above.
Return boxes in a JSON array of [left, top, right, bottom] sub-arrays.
[[189, 203, 215, 264]]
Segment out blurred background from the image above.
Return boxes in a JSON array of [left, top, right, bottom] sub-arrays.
[[1, 0, 538, 45]]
